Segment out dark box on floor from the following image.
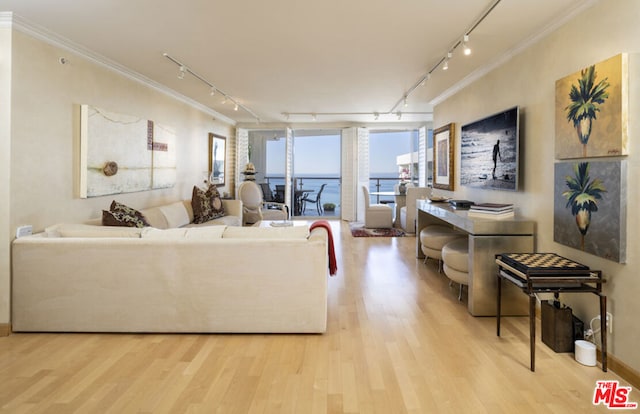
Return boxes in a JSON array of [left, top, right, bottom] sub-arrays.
[[541, 300, 584, 353]]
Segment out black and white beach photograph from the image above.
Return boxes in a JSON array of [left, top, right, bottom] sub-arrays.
[[460, 106, 520, 191]]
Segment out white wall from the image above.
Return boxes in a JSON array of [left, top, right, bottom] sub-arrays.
[[434, 0, 640, 372], [2, 29, 234, 326]]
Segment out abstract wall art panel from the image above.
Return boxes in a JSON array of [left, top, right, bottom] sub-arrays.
[[554, 160, 626, 263], [80, 105, 176, 198], [555, 54, 628, 159]]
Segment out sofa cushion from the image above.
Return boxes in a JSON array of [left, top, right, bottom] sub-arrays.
[[191, 185, 225, 224], [141, 226, 226, 240], [101, 201, 150, 228], [223, 225, 310, 239], [158, 201, 191, 228], [45, 223, 143, 238], [184, 214, 241, 228], [138, 207, 169, 229]]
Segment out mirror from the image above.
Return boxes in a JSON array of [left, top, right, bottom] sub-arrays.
[[208, 133, 226, 186]]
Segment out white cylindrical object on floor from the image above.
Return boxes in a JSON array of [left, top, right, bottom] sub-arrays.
[[575, 340, 597, 366]]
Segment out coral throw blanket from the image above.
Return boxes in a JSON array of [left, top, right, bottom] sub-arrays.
[[310, 220, 338, 276]]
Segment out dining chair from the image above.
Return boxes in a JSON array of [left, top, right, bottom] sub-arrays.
[[302, 184, 327, 215], [361, 185, 393, 228], [237, 181, 288, 225]]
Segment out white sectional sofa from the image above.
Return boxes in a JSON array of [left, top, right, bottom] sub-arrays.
[[105, 198, 243, 229], [12, 223, 329, 333]]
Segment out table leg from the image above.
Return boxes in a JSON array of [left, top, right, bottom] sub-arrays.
[[496, 274, 502, 337], [529, 293, 536, 372], [600, 294, 607, 372]]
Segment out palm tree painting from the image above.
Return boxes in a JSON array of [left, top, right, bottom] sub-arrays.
[[555, 54, 628, 159], [561, 162, 606, 250], [565, 66, 609, 157], [554, 160, 626, 263]]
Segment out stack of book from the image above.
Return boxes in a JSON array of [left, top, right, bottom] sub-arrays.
[[467, 203, 514, 219]]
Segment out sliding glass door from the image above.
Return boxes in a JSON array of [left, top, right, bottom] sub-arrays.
[[291, 130, 341, 218]]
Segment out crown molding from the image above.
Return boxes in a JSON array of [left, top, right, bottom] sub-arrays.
[[4, 12, 236, 126], [430, 0, 600, 106]]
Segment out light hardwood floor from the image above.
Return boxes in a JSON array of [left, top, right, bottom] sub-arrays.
[[1, 221, 637, 413]]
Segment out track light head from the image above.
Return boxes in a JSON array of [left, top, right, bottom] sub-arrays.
[[234, 103, 239, 111], [396, 111, 402, 120], [178, 66, 186, 79], [209, 87, 216, 96], [463, 34, 471, 56], [443, 60, 449, 71], [374, 112, 379, 121]]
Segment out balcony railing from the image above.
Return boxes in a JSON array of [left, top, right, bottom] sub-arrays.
[[262, 176, 410, 218]]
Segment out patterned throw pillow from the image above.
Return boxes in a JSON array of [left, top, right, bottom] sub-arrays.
[[102, 201, 150, 228], [191, 185, 225, 224]]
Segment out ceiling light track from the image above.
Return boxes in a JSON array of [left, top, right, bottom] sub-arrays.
[[388, 0, 502, 114], [163, 53, 261, 123], [282, 111, 433, 122]]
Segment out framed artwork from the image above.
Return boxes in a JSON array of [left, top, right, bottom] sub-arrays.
[[555, 53, 628, 159], [460, 106, 520, 191], [553, 160, 627, 263], [208, 133, 226, 186], [433, 123, 455, 191], [79, 105, 176, 198]]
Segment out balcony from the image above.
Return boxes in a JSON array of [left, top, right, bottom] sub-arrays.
[[262, 176, 408, 218]]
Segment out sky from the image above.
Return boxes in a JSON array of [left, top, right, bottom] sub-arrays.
[[266, 130, 417, 176]]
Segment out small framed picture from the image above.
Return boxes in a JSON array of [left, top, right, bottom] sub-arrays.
[[433, 123, 455, 191], [208, 133, 226, 186]]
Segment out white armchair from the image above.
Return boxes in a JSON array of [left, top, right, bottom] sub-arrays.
[[238, 181, 288, 225], [400, 186, 431, 234], [362, 185, 393, 229]]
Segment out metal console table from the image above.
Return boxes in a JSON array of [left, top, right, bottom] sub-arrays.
[[416, 200, 535, 316], [495, 252, 606, 372]]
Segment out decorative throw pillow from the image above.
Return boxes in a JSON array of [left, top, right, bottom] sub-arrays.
[[102, 201, 150, 228], [191, 185, 225, 224]]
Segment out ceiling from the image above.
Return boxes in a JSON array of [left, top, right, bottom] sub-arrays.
[[2, 0, 594, 125]]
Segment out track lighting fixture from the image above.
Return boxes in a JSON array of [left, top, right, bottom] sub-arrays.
[[386, 0, 501, 116], [374, 112, 379, 120], [162, 53, 260, 122], [396, 111, 402, 120], [403, 96, 408, 107], [463, 34, 471, 56]]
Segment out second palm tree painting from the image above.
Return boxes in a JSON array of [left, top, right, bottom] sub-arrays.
[[555, 54, 628, 159], [554, 160, 626, 263]]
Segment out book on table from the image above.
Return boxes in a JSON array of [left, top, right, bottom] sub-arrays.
[[467, 209, 515, 219], [469, 202, 514, 212]]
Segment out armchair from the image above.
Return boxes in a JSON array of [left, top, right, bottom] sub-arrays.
[[238, 181, 288, 225], [400, 186, 431, 234]]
